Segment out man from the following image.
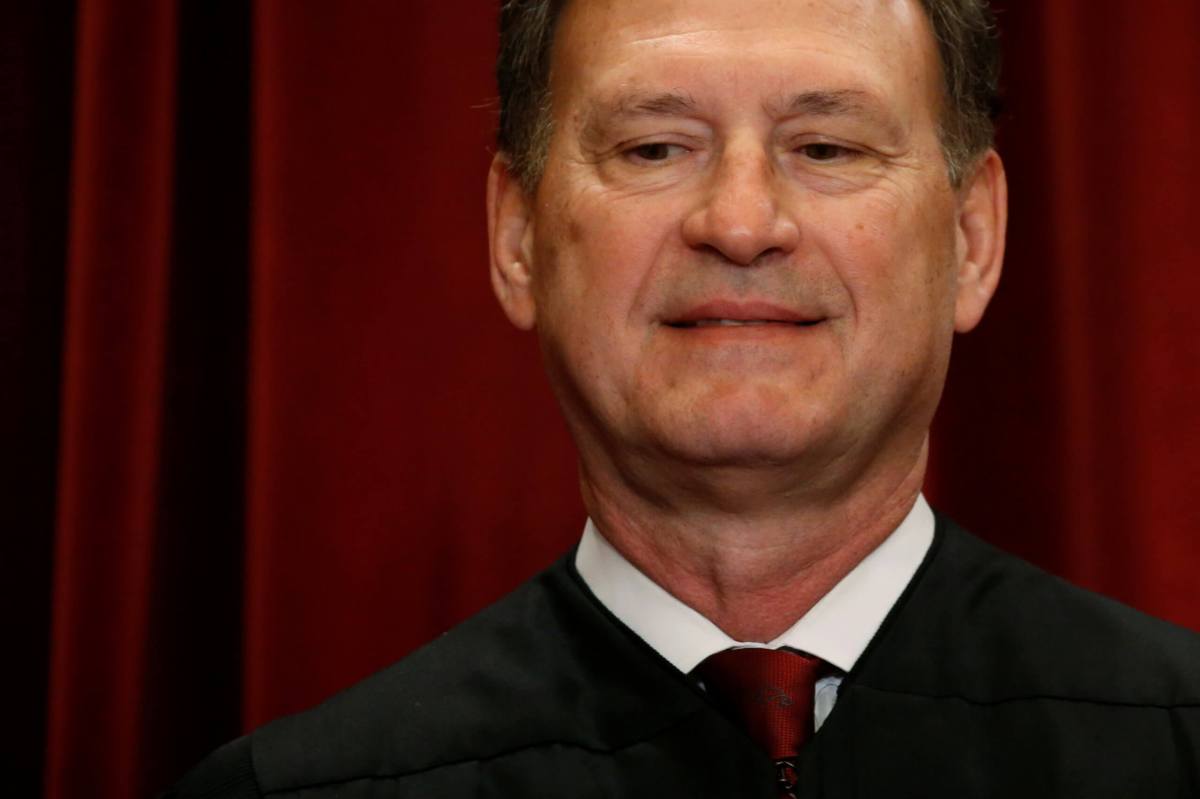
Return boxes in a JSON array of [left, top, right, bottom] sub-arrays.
[[170, 0, 1200, 796]]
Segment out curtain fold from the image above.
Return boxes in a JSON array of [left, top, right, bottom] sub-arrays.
[[243, 1, 581, 729], [931, 0, 1200, 627], [44, 2, 251, 796], [1, 4, 75, 798], [45, 2, 178, 796]]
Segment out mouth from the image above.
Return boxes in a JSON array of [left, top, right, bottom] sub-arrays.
[[665, 318, 824, 329], [662, 300, 825, 330]]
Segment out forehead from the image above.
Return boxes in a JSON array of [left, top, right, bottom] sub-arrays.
[[550, 0, 941, 125]]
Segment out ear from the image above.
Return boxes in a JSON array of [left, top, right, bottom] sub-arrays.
[[487, 153, 537, 330], [952, 149, 1007, 333]]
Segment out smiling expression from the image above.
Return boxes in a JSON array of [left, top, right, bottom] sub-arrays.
[[493, 0, 997, 491]]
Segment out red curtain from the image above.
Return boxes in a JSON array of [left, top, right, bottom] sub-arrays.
[[243, 0, 579, 731], [46, 3, 179, 798], [930, 0, 1200, 624], [7, 1, 1197, 796]]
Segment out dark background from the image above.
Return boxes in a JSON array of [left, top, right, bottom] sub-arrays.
[[4, 2, 1199, 797]]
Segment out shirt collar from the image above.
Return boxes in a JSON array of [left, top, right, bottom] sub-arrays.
[[575, 494, 935, 674]]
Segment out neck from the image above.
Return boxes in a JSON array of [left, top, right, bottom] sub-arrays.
[[579, 439, 928, 642]]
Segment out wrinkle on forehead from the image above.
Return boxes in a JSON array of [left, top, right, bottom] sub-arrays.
[[579, 0, 926, 47], [556, 0, 935, 89], [552, 0, 942, 144]]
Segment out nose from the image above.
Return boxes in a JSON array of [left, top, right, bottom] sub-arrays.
[[681, 142, 800, 266]]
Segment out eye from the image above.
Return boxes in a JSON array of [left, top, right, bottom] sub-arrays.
[[798, 142, 855, 162], [626, 142, 688, 163]]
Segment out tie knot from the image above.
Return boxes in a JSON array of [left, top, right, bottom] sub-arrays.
[[694, 647, 826, 761]]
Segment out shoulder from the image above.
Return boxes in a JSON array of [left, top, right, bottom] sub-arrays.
[[858, 512, 1200, 707], [160, 735, 258, 798], [167, 553, 701, 797]]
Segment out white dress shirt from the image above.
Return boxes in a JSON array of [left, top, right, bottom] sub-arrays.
[[575, 494, 935, 730]]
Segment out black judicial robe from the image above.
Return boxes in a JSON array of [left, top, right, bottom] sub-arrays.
[[168, 515, 1200, 798]]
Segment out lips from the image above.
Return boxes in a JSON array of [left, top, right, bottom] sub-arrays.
[[669, 318, 821, 328], [663, 300, 825, 329]]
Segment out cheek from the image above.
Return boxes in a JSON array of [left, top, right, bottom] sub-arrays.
[[537, 187, 680, 331], [532, 187, 685, 422], [819, 198, 905, 314], [818, 188, 956, 327]]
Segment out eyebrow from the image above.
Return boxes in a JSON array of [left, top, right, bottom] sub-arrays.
[[579, 91, 698, 145], [779, 89, 870, 116], [615, 91, 698, 117], [580, 88, 903, 144], [593, 88, 879, 119], [773, 89, 905, 138]]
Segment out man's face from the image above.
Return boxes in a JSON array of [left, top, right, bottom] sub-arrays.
[[493, 0, 1003, 487]]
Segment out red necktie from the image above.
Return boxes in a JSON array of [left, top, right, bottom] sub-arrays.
[[695, 647, 826, 797]]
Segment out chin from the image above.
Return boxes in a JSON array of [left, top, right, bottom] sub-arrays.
[[648, 394, 834, 468]]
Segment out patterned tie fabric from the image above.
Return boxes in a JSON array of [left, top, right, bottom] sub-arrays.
[[695, 647, 827, 797]]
